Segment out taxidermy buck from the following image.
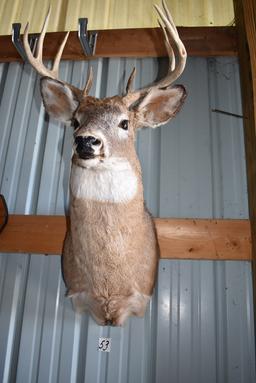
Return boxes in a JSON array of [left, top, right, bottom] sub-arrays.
[[23, 0, 187, 326]]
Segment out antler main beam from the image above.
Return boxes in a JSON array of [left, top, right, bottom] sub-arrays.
[[23, 7, 93, 95], [154, 0, 187, 88], [23, 7, 69, 80], [124, 0, 187, 104], [23, 1, 187, 99]]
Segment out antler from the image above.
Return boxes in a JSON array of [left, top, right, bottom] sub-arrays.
[[23, 7, 93, 95], [23, 7, 68, 80], [154, 0, 187, 88], [124, 0, 187, 104]]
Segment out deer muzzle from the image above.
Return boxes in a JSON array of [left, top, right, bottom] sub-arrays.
[[75, 135, 102, 159]]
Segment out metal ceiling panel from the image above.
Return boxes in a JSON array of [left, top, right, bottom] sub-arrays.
[[0, 0, 234, 35]]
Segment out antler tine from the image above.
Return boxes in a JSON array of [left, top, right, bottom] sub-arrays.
[[23, 8, 69, 80], [23, 22, 50, 77], [126, 67, 136, 94], [158, 19, 175, 72], [52, 31, 70, 76], [123, 1, 186, 106], [35, 6, 50, 61], [154, 1, 187, 88], [161, 0, 178, 34], [83, 66, 94, 96]]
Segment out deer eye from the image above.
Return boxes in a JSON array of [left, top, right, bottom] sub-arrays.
[[72, 118, 80, 130], [119, 120, 129, 130]]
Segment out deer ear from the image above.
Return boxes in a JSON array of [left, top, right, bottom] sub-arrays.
[[40, 77, 80, 123], [135, 85, 186, 128]]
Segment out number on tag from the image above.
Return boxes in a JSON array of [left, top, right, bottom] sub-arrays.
[[98, 337, 111, 352]]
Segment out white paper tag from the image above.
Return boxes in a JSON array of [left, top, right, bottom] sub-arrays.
[[98, 337, 111, 352]]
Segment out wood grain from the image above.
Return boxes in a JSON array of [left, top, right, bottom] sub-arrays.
[[234, 0, 256, 321], [0, 215, 251, 260], [155, 218, 251, 260], [0, 26, 238, 63]]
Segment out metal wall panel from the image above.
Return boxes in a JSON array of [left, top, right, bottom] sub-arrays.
[[0, 0, 234, 35], [0, 57, 255, 383]]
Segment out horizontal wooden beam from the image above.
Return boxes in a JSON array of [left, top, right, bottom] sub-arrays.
[[156, 218, 251, 260], [0, 215, 251, 260], [0, 26, 238, 63]]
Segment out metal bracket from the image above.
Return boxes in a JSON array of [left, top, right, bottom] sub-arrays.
[[12, 23, 39, 62], [12, 18, 97, 62], [12, 23, 27, 61], [78, 18, 98, 56]]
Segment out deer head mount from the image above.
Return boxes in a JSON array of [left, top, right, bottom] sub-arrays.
[[24, 0, 187, 326]]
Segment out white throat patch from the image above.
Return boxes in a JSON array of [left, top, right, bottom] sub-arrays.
[[70, 158, 138, 203]]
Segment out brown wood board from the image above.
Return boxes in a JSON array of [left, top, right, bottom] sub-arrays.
[[0, 26, 238, 62], [0, 215, 251, 260], [234, 0, 256, 326]]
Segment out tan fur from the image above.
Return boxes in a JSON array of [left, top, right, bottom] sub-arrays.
[[39, 88, 186, 326], [62, 119, 160, 325], [26, 1, 187, 326]]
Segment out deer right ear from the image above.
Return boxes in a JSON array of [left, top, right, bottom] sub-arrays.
[[40, 77, 79, 123]]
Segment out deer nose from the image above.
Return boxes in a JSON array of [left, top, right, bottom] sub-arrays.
[[75, 135, 102, 159]]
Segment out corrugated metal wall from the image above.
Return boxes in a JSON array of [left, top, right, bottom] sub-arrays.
[[0, 57, 255, 383], [0, 0, 234, 35]]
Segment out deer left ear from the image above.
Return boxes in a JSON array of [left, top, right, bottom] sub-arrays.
[[135, 85, 186, 128], [40, 77, 80, 123]]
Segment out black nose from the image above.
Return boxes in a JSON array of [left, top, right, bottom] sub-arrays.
[[75, 136, 101, 147], [75, 136, 102, 159]]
